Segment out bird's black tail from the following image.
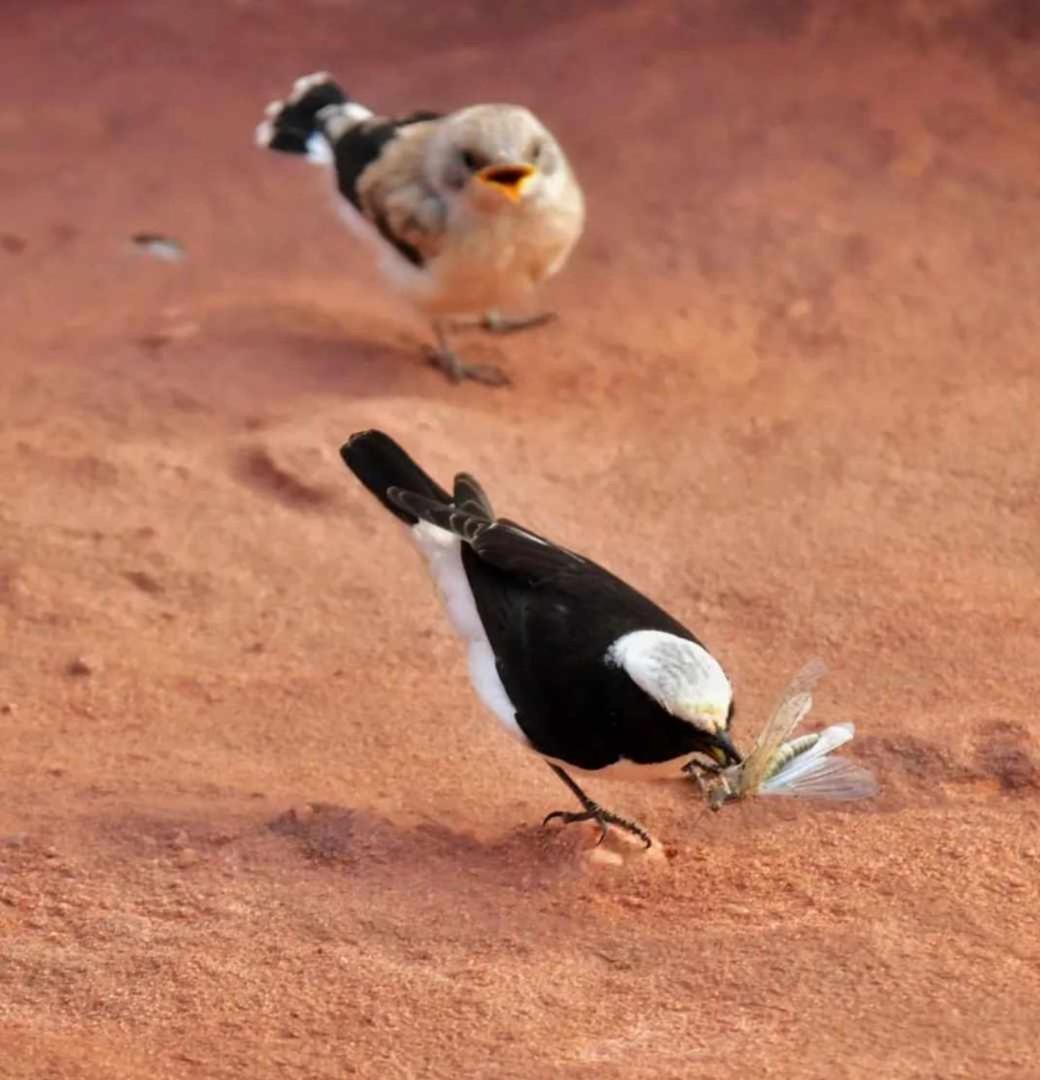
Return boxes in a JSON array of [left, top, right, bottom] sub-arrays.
[[255, 71, 350, 157], [340, 431, 453, 526]]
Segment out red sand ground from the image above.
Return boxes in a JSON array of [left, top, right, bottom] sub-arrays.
[[2, 3, 1039, 1077]]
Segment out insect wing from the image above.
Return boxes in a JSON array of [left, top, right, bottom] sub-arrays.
[[758, 754, 879, 800], [760, 722, 856, 790], [739, 657, 827, 795]]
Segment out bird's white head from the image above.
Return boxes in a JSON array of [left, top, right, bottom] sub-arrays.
[[427, 104, 570, 212], [607, 629, 738, 764]]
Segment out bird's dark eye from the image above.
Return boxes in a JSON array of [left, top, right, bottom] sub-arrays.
[[460, 149, 485, 171], [528, 139, 544, 163]]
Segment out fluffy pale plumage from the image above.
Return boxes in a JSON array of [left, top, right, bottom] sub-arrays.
[[257, 73, 585, 384]]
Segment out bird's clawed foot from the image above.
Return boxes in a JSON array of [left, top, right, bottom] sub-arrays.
[[481, 310, 557, 334], [425, 345, 511, 387], [543, 763, 653, 849], [429, 321, 511, 387], [542, 802, 653, 850]]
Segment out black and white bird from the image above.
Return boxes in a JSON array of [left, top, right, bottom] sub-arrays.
[[257, 72, 585, 387], [340, 431, 741, 847]]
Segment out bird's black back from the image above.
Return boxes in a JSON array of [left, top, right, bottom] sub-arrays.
[[330, 111, 441, 268], [460, 540, 713, 770]]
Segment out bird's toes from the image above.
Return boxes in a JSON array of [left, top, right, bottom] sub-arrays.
[[542, 808, 592, 829], [542, 804, 651, 849], [482, 310, 557, 334], [462, 362, 512, 387], [598, 809, 653, 850], [424, 347, 511, 388], [424, 347, 466, 383]]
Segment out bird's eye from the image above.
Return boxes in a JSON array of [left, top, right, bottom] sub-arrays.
[[528, 139, 544, 163], [460, 149, 484, 171]]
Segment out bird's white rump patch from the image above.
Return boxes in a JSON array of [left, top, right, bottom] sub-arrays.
[[305, 134, 333, 164], [410, 521, 526, 745]]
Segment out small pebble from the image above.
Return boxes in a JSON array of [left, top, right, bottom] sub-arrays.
[[124, 570, 164, 595], [131, 233, 185, 262], [582, 846, 624, 868], [175, 848, 200, 869], [66, 656, 96, 677]]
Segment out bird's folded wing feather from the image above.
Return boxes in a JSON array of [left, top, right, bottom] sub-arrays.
[[387, 489, 488, 543], [470, 518, 586, 580], [338, 117, 446, 267], [453, 473, 495, 519], [387, 488, 584, 581]]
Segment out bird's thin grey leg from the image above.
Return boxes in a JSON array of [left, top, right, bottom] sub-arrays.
[[481, 309, 557, 334], [542, 763, 653, 849], [426, 319, 511, 387]]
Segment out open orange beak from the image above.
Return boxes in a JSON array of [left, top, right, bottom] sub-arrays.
[[476, 162, 536, 202]]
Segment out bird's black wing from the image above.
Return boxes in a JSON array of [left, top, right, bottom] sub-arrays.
[[469, 517, 588, 581], [387, 488, 487, 541], [330, 111, 442, 267], [460, 524, 709, 771], [331, 111, 441, 211], [387, 489, 584, 581]]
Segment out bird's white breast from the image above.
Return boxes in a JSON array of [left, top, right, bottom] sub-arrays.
[[355, 194, 582, 318], [410, 200, 580, 316]]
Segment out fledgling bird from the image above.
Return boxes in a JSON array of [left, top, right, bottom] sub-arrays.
[[256, 72, 585, 387], [340, 430, 741, 847]]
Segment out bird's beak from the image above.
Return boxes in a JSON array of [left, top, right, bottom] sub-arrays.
[[476, 163, 536, 202], [708, 731, 742, 767]]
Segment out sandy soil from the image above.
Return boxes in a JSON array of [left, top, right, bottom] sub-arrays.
[[2, 2, 1040, 1077]]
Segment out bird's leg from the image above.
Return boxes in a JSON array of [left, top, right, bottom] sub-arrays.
[[481, 309, 557, 334], [542, 764, 653, 849], [425, 319, 511, 387]]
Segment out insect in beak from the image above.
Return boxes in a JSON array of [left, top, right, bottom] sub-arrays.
[[476, 163, 537, 202]]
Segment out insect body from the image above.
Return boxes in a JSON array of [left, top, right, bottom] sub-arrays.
[[762, 732, 822, 782], [703, 659, 878, 811]]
